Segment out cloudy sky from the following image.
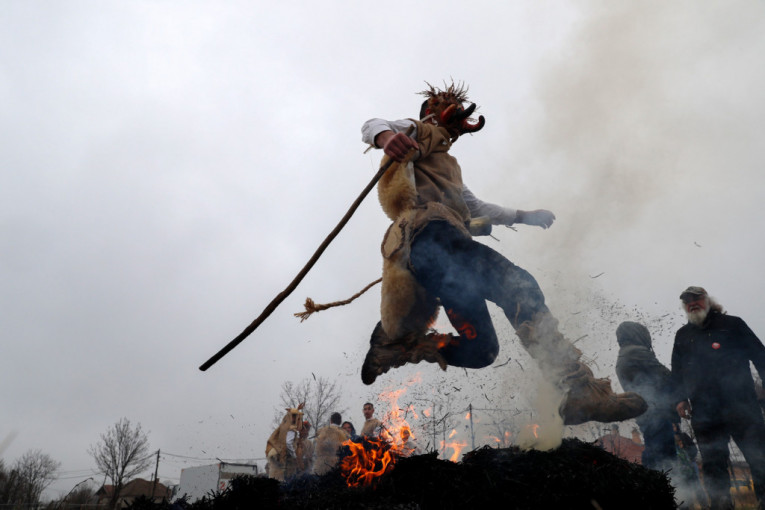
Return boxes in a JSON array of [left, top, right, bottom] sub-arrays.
[[3, 0, 765, 499]]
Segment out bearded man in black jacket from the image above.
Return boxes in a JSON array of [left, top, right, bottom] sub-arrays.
[[671, 286, 765, 509]]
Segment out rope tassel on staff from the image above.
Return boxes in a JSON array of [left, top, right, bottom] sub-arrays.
[[294, 277, 381, 322], [198, 125, 415, 372]]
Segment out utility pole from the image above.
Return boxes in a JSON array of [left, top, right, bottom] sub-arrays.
[[151, 449, 160, 499], [431, 400, 437, 454], [468, 403, 475, 451]]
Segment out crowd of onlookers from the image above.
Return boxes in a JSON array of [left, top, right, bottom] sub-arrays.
[[265, 401, 420, 481]]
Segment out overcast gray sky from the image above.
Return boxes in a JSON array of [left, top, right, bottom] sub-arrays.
[[3, 0, 765, 499]]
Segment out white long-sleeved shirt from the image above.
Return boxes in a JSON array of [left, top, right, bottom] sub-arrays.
[[286, 430, 297, 457], [361, 118, 517, 226]]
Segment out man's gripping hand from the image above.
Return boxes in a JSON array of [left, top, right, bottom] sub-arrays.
[[516, 209, 556, 229], [376, 130, 419, 162]]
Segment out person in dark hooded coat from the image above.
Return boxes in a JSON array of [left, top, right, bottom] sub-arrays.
[[615, 321, 679, 471]]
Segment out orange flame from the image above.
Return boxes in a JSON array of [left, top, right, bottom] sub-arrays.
[[445, 440, 467, 462], [376, 386, 419, 450], [339, 381, 424, 486], [486, 431, 512, 447], [340, 437, 396, 487]]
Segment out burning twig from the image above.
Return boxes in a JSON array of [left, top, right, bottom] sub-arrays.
[[493, 356, 513, 368]]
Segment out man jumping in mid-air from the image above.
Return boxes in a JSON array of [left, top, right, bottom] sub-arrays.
[[360, 81, 646, 425]]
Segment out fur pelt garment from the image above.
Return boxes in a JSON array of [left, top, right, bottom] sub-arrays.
[[265, 404, 304, 460], [377, 120, 472, 341], [314, 425, 350, 475]]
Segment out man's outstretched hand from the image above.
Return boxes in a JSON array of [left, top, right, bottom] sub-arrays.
[[517, 209, 556, 229], [376, 130, 419, 162]]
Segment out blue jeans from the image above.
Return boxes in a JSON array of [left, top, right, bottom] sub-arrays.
[[409, 221, 548, 369]]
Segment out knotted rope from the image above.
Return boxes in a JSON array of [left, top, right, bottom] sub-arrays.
[[294, 278, 382, 322]]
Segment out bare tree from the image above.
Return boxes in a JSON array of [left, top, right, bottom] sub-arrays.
[[273, 376, 346, 433], [0, 459, 20, 505], [15, 450, 60, 505], [89, 418, 152, 510], [0, 450, 60, 506]]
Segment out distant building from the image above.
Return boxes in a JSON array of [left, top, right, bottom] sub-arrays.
[[95, 478, 170, 508], [176, 462, 259, 502], [595, 424, 644, 464]]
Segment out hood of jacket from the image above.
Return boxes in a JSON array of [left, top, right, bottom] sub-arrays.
[[616, 321, 652, 349]]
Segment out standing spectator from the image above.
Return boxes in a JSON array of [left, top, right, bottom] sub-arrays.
[[615, 321, 679, 471], [341, 421, 358, 441], [283, 422, 301, 479], [671, 286, 765, 509], [295, 421, 314, 476], [360, 402, 383, 438], [314, 412, 350, 475]]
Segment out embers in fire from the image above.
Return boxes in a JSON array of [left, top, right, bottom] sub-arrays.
[[339, 436, 397, 487]]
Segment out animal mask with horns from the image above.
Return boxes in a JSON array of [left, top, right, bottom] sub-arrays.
[[284, 403, 305, 432], [418, 81, 485, 141]]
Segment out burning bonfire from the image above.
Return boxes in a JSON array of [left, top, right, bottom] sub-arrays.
[[159, 438, 676, 510], [339, 386, 424, 487], [337, 380, 556, 490], [154, 384, 674, 509]]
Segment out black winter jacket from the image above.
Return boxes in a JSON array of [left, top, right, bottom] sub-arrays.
[[671, 311, 765, 423], [616, 322, 678, 435]]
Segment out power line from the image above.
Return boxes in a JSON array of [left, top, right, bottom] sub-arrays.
[[161, 451, 265, 463], [160, 451, 218, 461], [56, 472, 100, 481], [58, 469, 98, 476]]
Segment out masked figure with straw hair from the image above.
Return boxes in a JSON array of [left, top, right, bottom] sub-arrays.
[[265, 404, 304, 481], [357, 81, 646, 425]]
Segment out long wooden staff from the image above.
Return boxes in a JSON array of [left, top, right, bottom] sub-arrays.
[[199, 125, 415, 371]]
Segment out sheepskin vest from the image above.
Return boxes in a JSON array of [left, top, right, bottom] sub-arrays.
[[377, 120, 472, 341], [314, 425, 350, 475]]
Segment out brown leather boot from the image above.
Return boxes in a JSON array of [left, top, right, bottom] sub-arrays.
[[558, 362, 648, 425], [516, 311, 647, 425], [361, 322, 448, 385]]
